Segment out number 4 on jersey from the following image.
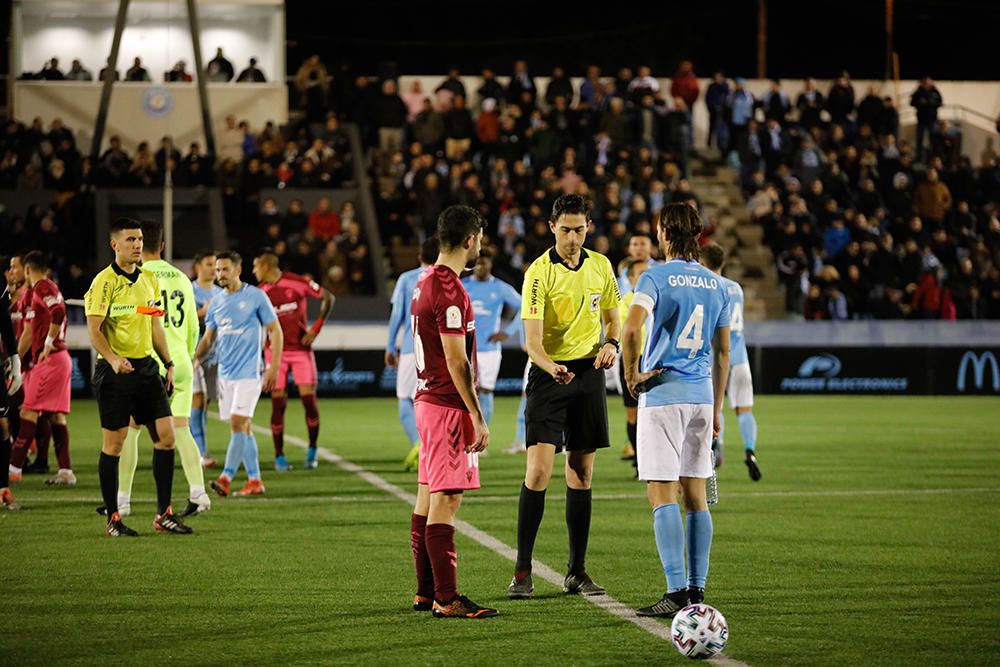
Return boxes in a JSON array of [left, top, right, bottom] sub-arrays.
[[677, 304, 705, 359]]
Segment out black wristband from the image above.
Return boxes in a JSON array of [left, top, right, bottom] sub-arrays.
[[605, 338, 620, 352], [163, 360, 174, 369]]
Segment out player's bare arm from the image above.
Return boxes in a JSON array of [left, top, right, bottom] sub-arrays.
[[440, 333, 489, 453], [594, 306, 620, 370], [86, 314, 132, 374], [151, 315, 174, 394], [17, 320, 32, 360], [301, 288, 334, 348], [262, 320, 284, 392], [622, 303, 662, 398], [524, 318, 574, 384], [711, 326, 731, 437], [36, 321, 61, 364], [193, 327, 216, 367]]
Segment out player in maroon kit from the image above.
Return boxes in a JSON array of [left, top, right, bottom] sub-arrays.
[[9, 252, 75, 486], [252, 249, 334, 470], [409, 205, 498, 619]]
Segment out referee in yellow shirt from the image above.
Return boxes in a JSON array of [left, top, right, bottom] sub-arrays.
[[85, 218, 191, 536], [507, 194, 622, 599]]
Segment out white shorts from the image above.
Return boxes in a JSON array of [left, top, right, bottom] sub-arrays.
[[396, 353, 417, 400], [637, 403, 714, 481], [217, 377, 263, 420], [477, 350, 502, 392], [192, 363, 218, 401], [728, 362, 754, 409]]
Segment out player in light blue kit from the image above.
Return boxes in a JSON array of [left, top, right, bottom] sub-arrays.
[[193, 251, 283, 498], [385, 238, 438, 471], [461, 253, 521, 427], [191, 250, 225, 468], [621, 204, 731, 618], [701, 243, 761, 481]]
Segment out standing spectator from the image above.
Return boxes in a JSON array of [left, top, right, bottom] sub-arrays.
[[760, 79, 791, 122], [295, 55, 330, 123], [670, 60, 699, 110], [125, 57, 151, 82], [545, 66, 574, 106], [412, 98, 445, 150], [402, 80, 427, 121], [179, 142, 212, 187], [237, 58, 267, 83], [39, 58, 64, 80], [705, 71, 730, 149], [99, 64, 120, 81], [154, 136, 181, 176], [507, 60, 536, 109], [436, 67, 467, 101], [166, 61, 193, 82], [796, 78, 825, 131], [878, 96, 900, 138], [579, 65, 603, 107], [910, 76, 943, 161], [912, 168, 952, 226], [628, 65, 660, 105], [374, 79, 408, 154], [476, 98, 501, 156], [338, 220, 373, 293], [856, 85, 883, 131], [206, 61, 229, 82], [218, 115, 244, 163], [309, 196, 341, 241], [207, 47, 234, 81], [66, 59, 92, 81], [826, 71, 855, 128], [284, 199, 309, 238], [478, 68, 505, 107], [443, 95, 475, 160], [727, 78, 755, 157]]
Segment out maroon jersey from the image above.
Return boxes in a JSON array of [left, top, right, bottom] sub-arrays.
[[412, 265, 478, 411], [259, 272, 324, 351], [25, 278, 67, 362]]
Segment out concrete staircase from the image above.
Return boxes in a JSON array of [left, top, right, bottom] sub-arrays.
[[689, 151, 788, 320]]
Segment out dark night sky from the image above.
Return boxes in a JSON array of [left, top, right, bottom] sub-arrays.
[[284, 0, 1000, 81]]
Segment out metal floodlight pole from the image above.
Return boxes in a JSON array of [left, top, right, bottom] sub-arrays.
[[186, 0, 216, 158], [91, 0, 130, 160]]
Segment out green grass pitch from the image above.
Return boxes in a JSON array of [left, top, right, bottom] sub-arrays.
[[3, 396, 999, 665]]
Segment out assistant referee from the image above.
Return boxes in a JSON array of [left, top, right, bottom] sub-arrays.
[[507, 194, 622, 599], [85, 218, 191, 536]]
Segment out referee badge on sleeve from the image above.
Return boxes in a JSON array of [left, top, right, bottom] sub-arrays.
[[446, 305, 462, 329], [590, 294, 601, 312]]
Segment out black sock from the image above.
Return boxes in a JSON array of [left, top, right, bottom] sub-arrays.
[[151, 448, 175, 515], [566, 487, 592, 575], [627, 422, 637, 447], [516, 484, 546, 572], [98, 452, 120, 517], [0, 436, 11, 487]]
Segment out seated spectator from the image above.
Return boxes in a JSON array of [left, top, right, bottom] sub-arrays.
[[318, 239, 350, 295], [66, 59, 93, 81], [166, 61, 193, 82], [402, 80, 427, 121], [17, 163, 43, 190], [287, 238, 321, 279], [99, 65, 120, 81], [477, 68, 505, 106], [374, 79, 408, 154], [309, 196, 341, 240], [444, 95, 475, 159], [545, 66, 574, 106], [207, 47, 235, 81], [237, 58, 267, 83], [913, 168, 952, 226], [339, 220, 373, 293], [126, 57, 151, 82], [180, 142, 213, 186], [39, 58, 64, 80]]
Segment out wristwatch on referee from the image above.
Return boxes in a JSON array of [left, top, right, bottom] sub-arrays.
[[163, 360, 175, 370], [604, 338, 620, 353]]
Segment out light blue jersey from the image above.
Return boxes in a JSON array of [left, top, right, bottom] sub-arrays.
[[387, 267, 425, 355], [618, 258, 659, 296], [193, 280, 225, 366], [720, 276, 748, 366], [205, 283, 277, 381], [631, 259, 731, 407], [461, 275, 521, 353]]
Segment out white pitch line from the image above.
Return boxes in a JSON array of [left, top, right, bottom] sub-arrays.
[[245, 422, 748, 667]]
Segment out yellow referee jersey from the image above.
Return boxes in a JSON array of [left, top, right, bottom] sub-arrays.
[[84, 263, 164, 359], [522, 247, 621, 361]]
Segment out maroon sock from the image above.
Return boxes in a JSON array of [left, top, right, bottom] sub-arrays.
[[302, 394, 320, 448], [425, 523, 458, 604], [270, 396, 287, 456], [34, 414, 52, 465], [10, 418, 36, 469], [410, 513, 434, 598], [52, 422, 72, 470]]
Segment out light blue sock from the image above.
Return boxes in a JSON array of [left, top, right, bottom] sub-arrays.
[[717, 412, 725, 445], [191, 407, 207, 455], [686, 510, 713, 589], [653, 503, 687, 593], [480, 391, 494, 426], [515, 395, 527, 443], [222, 432, 246, 479], [398, 399, 420, 445], [241, 433, 262, 480], [737, 412, 757, 452]]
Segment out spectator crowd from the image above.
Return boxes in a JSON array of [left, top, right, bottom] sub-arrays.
[[21, 49, 267, 83]]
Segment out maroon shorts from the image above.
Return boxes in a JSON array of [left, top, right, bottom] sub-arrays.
[[415, 401, 481, 494]]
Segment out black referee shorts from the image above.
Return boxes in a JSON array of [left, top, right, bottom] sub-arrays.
[[525, 357, 610, 452], [93, 356, 172, 431]]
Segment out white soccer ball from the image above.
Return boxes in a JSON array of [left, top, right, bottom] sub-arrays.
[[670, 604, 729, 660]]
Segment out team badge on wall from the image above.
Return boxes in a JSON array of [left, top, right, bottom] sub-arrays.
[[142, 86, 175, 118]]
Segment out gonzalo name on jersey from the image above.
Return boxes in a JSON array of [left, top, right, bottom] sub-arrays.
[[667, 274, 719, 290]]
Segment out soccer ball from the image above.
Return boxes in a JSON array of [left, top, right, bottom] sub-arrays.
[[670, 604, 729, 659]]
